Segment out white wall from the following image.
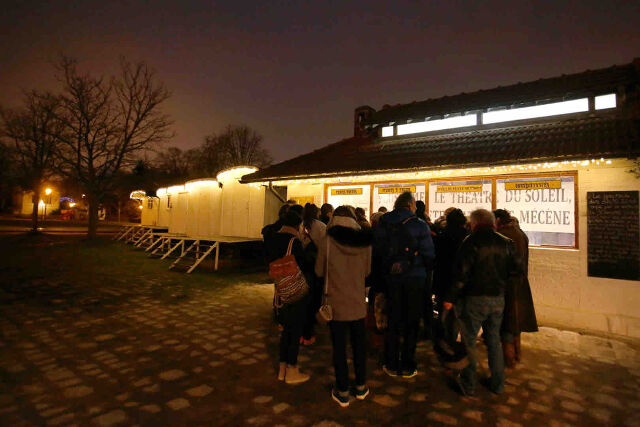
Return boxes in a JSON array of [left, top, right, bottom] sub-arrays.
[[530, 163, 640, 338]]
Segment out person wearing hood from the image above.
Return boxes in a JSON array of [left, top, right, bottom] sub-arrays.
[[315, 206, 373, 407], [374, 192, 435, 378]]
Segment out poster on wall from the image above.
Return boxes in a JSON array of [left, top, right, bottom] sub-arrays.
[[326, 185, 371, 216], [496, 176, 575, 246], [428, 180, 492, 220], [373, 183, 425, 213]]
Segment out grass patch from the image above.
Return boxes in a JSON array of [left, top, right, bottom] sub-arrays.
[[0, 234, 270, 305]]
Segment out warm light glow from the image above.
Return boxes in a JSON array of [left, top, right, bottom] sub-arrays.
[[156, 188, 167, 197], [167, 185, 185, 194], [483, 98, 589, 124], [38, 200, 45, 206], [185, 179, 218, 191], [381, 126, 394, 137], [396, 114, 477, 136], [129, 190, 147, 200], [45, 188, 52, 196], [595, 93, 616, 110], [69, 202, 76, 207], [216, 166, 259, 182], [258, 157, 623, 186], [139, 205, 143, 210]]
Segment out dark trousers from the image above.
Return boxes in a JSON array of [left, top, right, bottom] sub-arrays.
[[384, 276, 424, 373], [329, 319, 367, 392], [422, 271, 434, 339], [278, 294, 309, 365]]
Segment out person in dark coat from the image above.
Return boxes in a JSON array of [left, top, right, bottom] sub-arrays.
[[433, 208, 469, 346], [494, 209, 538, 368], [374, 192, 435, 378], [264, 210, 312, 385], [445, 209, 521, 395]]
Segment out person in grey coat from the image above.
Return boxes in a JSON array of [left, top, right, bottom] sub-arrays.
[[316, 206, 373, 407]]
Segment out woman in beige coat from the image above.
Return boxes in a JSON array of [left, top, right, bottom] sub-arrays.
[[315, 206, 373, 407]]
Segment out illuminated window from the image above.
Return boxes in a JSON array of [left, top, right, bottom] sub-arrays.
[[483, 98, 588, 124], [595, 93, 616, 110], [381, 126, 394, 137], [396, 114, 477, 136]]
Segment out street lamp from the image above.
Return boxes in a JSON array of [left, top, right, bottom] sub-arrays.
[[43, 188, 52, 220]]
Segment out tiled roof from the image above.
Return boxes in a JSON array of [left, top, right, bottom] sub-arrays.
[[242, 111, 640, 182], [366, 60, 640, 126]]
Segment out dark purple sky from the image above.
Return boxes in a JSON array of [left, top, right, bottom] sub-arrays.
[[1, 1, 639, 163]]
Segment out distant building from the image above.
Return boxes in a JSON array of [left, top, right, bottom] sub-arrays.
[[242, 59, 640, 338], [16, 189, 61, 217]]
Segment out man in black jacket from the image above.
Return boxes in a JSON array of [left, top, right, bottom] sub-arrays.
[[444, 209, 520, 395]]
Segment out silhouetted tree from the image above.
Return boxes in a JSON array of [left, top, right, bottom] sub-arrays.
[[53, 56, 172, 238], [0, 91, 63, 231], [204, 125, 272, 170]]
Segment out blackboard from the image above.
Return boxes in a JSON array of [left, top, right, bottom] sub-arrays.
[[587, 191, 639, 281]]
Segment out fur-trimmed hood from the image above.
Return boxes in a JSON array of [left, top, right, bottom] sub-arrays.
[[327, 216, 374, 248]]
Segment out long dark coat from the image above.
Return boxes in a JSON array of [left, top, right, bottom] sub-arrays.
[[498, 221, 538, 335]]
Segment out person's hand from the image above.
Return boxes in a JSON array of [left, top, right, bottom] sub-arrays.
[[443, 302, 453, 311]]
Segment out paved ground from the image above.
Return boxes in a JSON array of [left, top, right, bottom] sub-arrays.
[[0, 235, 639, 426]]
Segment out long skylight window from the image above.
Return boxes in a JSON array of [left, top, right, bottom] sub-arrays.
[[482, 98, 589, 125], [595, 93, 616, 110], [396, 114, 477, 136], [381, 126, 394, 137]]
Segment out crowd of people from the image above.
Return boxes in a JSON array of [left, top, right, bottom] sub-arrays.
[[262, 192, 537, 407]]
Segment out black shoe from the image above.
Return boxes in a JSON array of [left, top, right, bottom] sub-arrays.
[[401, 368, 418, 379], [382, 365, 398, 378], [480, 377, 503, 395]]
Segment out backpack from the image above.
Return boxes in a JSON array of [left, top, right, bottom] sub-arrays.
[[384, 216, 419, 275], [269, 237, 309, 307]]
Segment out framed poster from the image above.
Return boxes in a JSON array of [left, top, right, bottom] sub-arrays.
[[496, 175, 576, 246], [373, 182, 425, 213], [326, 184, 371, 216], [428, 179, 492, 220]]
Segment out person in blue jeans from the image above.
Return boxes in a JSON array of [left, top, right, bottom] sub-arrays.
[[444, 209, 520, 395]]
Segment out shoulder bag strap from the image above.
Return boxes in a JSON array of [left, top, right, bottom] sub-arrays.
[[323, 237, 330, 303], [286, 237, 295, 256]]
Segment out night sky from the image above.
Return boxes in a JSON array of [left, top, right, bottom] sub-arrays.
[[1, 0, 639, 163]]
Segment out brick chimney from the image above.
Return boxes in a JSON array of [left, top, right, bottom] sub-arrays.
[[354, 105, 376, 137]]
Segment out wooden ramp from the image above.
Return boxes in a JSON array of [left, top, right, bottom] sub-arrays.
[[167, 235, 260, 273]]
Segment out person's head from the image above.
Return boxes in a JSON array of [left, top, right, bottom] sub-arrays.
[[354, 207, 366, 220], [281, 210, 303, 230], [277, 204, 290, 220], [415, 200, 426, 216], [394, 191, 416, 213], [493, 209, 512, 227], [378, 206, 387, 213], [320, 203, 334, 218], [303, 203, 320, 228], [289, 204, 304, 217], [446, 208, 467, 229], [286, 199, 297, 206], [332, 205, 357, 220], [469, 209, 496, 231], [370, 211, 384, 227]]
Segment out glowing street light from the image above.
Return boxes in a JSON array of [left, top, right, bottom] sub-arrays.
[[45, 188, 52, 196]]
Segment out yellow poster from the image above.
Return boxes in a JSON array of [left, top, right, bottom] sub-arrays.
[[331, 188, 363, 196], [505, 180, 562, 190], [378, 186, 417, 194], [436, 184, 483, 193]]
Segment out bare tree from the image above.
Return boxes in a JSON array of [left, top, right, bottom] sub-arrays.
[[155, 146, 192, 179], [54, 56, 172, 238], [0, 92, 63, 232], [204, 125, 272, 170]]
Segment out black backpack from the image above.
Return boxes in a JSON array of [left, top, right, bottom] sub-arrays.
[[384, 217, 419, 275]]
